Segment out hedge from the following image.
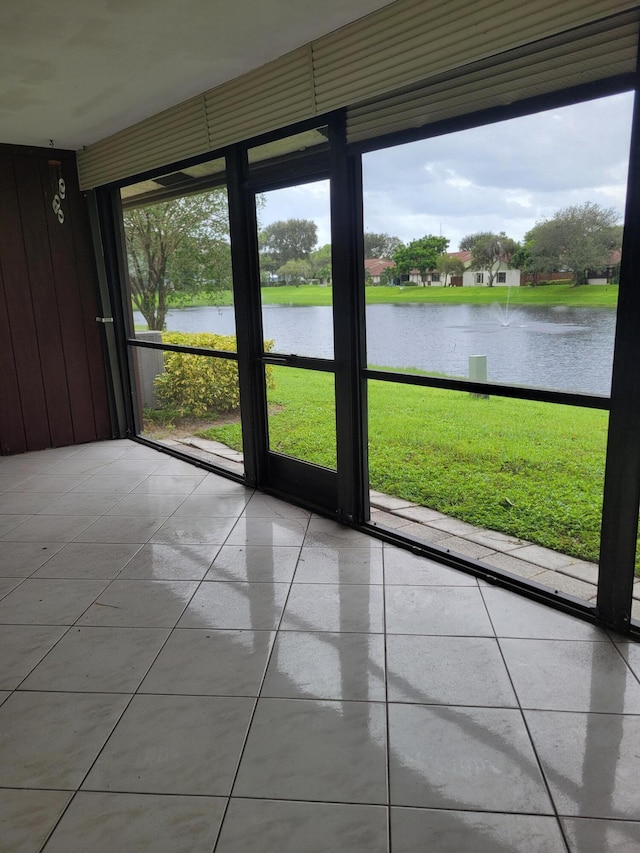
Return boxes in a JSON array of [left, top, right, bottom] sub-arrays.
[[154, 332, 273, 417]]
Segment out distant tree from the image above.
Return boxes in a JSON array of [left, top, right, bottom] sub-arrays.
[[259, 251, 279, 284], [277, 258, 313, 285], [511, 239, 548, 286], [123, 190, 231, 330], [436, 254, 466, 286], [364, 232, 403, 259], [459, 231, 519, 287], [524, 202, 621, 285], [392, 235, 450, 284], [309, 244, 332, 282], [259, 219, 318, 267]]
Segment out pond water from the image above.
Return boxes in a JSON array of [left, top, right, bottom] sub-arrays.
[[135, 301, 616, 395]]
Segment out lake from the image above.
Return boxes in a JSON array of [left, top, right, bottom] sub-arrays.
[[135, 302, 616, 395]]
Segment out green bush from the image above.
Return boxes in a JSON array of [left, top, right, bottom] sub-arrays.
[[154, 332, 273, 418]]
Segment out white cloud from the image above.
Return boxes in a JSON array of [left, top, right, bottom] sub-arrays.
[[257, 90, 633, 252]]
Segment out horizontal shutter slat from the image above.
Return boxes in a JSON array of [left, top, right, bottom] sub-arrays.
[[78, 0, 637, 188], [346, 12, 639, 143], [77, 97, 209, 188]]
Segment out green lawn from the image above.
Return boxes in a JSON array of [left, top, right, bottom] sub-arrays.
[[198, 366, 615, 565], [166, 283, 618, 310]]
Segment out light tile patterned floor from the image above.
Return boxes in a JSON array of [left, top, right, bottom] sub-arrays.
[[0, 439, 639, 852]]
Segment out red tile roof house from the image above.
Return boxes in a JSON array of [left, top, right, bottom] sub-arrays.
[[364, 257, 395, 284], [586, 248, 622, 284], [365, 251, 476, 286]]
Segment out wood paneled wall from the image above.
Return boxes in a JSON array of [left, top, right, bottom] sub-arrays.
[[0, 145, 112, 455]]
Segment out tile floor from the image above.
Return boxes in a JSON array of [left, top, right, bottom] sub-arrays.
[[159, 433, 640, 612], [0, 439, 639, 852]]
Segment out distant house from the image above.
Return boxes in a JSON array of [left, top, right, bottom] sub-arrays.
[[364, 258, 395, 284], [586, 249, 621, 284], [407, 269, 441, 285], [447, 250, 472, 265], [444, 250, 471, 287], [365, 249, 525, 286], [463, 260, 521, 287], [405, 251, 472, 286]]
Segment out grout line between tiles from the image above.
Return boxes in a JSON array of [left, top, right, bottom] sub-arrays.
[[381, 544, 393, 853], [209, 510, 312, 852], [484, 592, 571, 852]]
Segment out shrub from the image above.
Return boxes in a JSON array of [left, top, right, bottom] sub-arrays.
[[154, 332, 273, 417], [529, 279, 575, 287]]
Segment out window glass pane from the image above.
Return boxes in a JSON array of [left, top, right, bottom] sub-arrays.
[[121, 179, 234, 342], [368, 380, 606, 603], [248, 127, 329, 167], [133, 346, 243, 476], [265, 366, 336, 469], [257, 180, 333, 358], [362, 92, 633, 394], [121, 164, 245, 474]]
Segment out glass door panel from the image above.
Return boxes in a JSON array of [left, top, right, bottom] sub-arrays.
[[255, 177, 337, 471], [249, 157, 337, 506], [257, 181, 333, 360], [265, 365, 336, 469]]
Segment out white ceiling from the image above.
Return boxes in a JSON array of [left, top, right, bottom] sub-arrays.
[[0, 0, 395, 150]]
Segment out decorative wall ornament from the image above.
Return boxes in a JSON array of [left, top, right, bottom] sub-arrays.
[[48, 160, 66, 224]]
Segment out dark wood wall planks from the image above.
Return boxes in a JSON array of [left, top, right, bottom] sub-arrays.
[[0, 145, 112, 454]]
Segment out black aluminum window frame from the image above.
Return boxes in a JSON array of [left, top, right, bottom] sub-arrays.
[[346, 71, 640, 635], [93, 68, 640, 637]]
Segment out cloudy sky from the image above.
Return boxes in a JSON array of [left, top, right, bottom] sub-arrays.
[[258, 90, 634, 252]]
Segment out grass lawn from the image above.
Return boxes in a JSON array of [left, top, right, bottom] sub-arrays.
[[197, 366, 615, 565], [166, 283, 618, 310]]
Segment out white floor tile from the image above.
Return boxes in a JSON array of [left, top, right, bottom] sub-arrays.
[[0, 624, 67, 689], [32, 542, 141, 579], [387, 635, 516, 707], [151, 516, 236, 544], [383, 544, 478, 585], [117, 543, 218, 580], [0, 578, 108, 624], [234, 698, 387, 804], [225, 517, 307, 547], [20, 626, 170, 692], [0, 788, 72, 853], [481, 587, 608, 640], [178, 581, 289, 630], [0, 541, 65, 576], [282, 583, 384, 633], [500, 638, 640, 712], [388, 704, 553, 813], [204, 545, 300, 583], [43, 792, 226, 853], [561, 817, 640, 853], [216, 799, 388, 853], [525, 710, 640, 819], [0, 691, 128, 788], [78, 580, 198, 627], [294, 546, 383, 584], [385, 586, 494, 636], [83, 694, 254, 795], [262, 630, 386, 701], [391, 808, 565, 853], [140, 628, 274, 696], [2, 514, 97, 542], [0, 439, 637, 853]]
